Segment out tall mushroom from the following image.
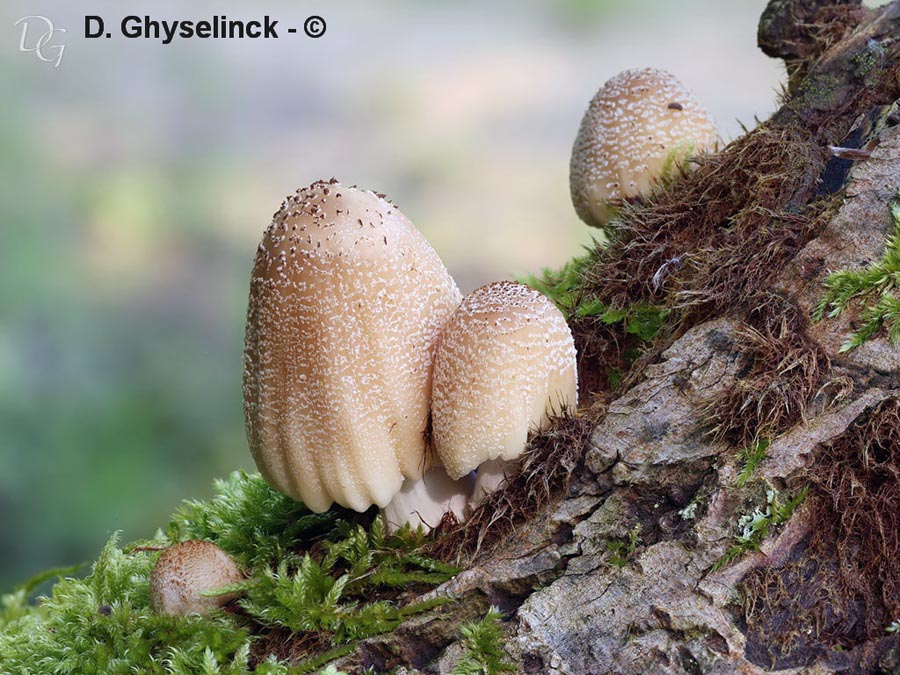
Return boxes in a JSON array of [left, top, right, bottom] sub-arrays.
[[242, 180, 468, 528], [570, 67, 719, 228], [432, 281, 578, 506]]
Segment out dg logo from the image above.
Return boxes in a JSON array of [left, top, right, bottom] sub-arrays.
[[15, 16, 67, 68]]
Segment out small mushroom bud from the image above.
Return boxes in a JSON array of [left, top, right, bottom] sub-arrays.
[[150, 540, 243, 616], [243, 180, 464, 525], [570, 67, 719, 227], [432, 281, 578, 507]]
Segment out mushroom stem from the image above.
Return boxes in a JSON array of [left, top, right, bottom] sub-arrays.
[[382, 465, 475, 534], [471, 458, 520, 509]]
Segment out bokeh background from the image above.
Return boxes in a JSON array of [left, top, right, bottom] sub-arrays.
[[1, 0, 788, 590]]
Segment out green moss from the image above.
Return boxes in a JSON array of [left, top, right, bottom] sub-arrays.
[[735, 438, 771, 488], [814, 188, 900, 352], [450, 607, 515, 675], [0, 561, 86, 629], [239, 518, 456, 643], [519, 254, 669, 341], [0, 472, 460, 674], [591, 302, 670, 341], [166, 470, 341, 570], [658, 140, 698, 187], [852, 39, 885, 86], [712, 486, 808, 573], [604, 524, 642, 568], [795, 73, 844, 112], [517, 252, 596, 320], [607, 367, 624, 389], [0, 533, 254, 675]]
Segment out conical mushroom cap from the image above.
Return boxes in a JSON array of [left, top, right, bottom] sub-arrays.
[[243, 180, 462, 512], [432, 281, 577, 480], [570, 67, 719, 227], [150, 540, 243, 616]]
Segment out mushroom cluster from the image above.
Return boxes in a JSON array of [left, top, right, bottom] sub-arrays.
[[242, 66, 716, 533], [242, 180, 469, 530], [243, 181, 577, 532], [570, 67, 719, 228]]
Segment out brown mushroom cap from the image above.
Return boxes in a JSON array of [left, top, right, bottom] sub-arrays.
[[432, 281, 577, 480], [149, 540, 243, 616], [242, 180, 462, 513], [570, 67, 719, 227]]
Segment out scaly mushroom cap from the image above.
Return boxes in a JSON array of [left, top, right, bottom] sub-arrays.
[[243, 180, 462, 513], [432, 281, 577, 480], [150, 540, 243, 616], [570, 67, 719, 227]]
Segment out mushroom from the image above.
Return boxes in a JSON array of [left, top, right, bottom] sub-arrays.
[[432, 281, 578, 507], [242, 179, 468, 529], [570, 67, 719, 227], [150, 540, 243, 616]]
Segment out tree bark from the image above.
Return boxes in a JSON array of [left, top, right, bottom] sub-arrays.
[[331, 2, 900, 672]]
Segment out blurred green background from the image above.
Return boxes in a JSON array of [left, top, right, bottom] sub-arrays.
[[1, 0, 786, 590]]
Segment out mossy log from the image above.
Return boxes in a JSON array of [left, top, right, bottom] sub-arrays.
[[325, 1, 900, 672]]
